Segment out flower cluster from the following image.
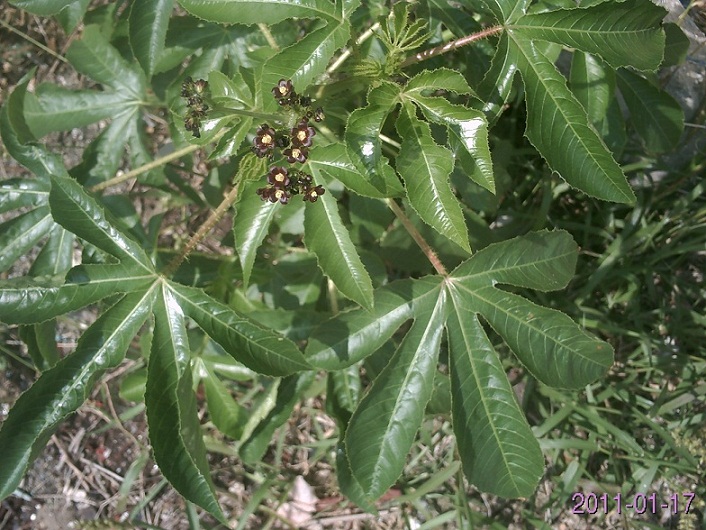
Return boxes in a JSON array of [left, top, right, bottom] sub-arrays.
[[257, 166, 325, 204], [254, 79, 326, 205], [181, 76, 210, 138]]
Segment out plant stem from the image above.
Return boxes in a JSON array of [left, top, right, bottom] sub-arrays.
[[386, 199, 448, 276], [326, 22, 381, 75], [89, 142, 203, 193], [163, 181, 241, 277], [258, 23, 280, 51], [400, 25, 503, 68]]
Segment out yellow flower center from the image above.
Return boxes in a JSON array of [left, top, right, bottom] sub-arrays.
[[310, 191, 318, 198], [297, 130, 307, 142], [279, 85, 288, 95], [275, 190, 285, 199], [275, 172, 285, 182], [291, 148, 301, 158], [261, 133, 272, 145]]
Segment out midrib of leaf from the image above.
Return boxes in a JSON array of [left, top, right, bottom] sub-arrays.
[[183, 0, 340, 24], [399, 104, 468, 250], [47, 284, 157, 423], [308, 281, 441, 366], [85, 50, 143, 98], [455, 283, 607, 371], [317, 194, 369, 306], [511, 35, 596, 156], [451, 246, 575, 283], [368, 292, 446, 492], [25, 96, 139, 126], [447, 291, 525, 494], [510, 23, 659, 39], [169, 286, 303, 369], [3, 211, 52, 254], [508, 35, 633, 203], [46, 229, 70, 277], [0, 188, 49, 200]]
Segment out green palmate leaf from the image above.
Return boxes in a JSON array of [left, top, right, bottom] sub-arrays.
[[447, 307, 543, 498], [49, 175, 154, 270], [30, 226, 74, 277], [396, 101, 471, 252], [203, 366, 246, 440], [210, 116, 253, 159], [262, 0, 360, 97], [66, 25, 145, 96], [616, 69, 684, 153], [78, 108, 138, 183], [54, 0, 90, 32], [129, 0, 175, 77], [476, 33, 519, 125], [336, 443, 378, 513], [307, 144, 403, 199], [147, 284, 225, 522], [326, 364, 361, 428], [0, 265, 156, 324], [0, 179, 49, 213], [24, 85, 136, 138], [662, 23, 690, 67], [450, 230, 613, 388], [20, 225, 76, 370], [0, 207, 54, 273], [170, 283, 311, 376], [239, 372, 315, 464], [408, 94, 494, 193], [345, 83, 404, 198], [0, 74, 69, 178], [0, 288, 156, 500], [508, 37, 635, 204], [450, 229, 576, 290], [479, 0, 528, 23], [19, 320, 59, 371], [404, 68, 474, 95], [9, 0, 75, 15], [510, 0, 666, 71], [569, 52, 615, 125], [304, 190, 374, 310], [306, 277, 442, 370], [233, 180, 278, 288], [344, 293, 447, 502], [177, 0, 338, 25], [209, 70, 253, 109]]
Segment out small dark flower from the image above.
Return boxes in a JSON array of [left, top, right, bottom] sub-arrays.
[[184, 115, 201, 138], [283, 146, 308, 164], [253, 124, 276, 157], [272, 79, 294, 100], [273, 188, 291, 204], [191, 102, 209, 117], [267, 166, 290, 188], [181, 76, 194, 97], [299, 95, 312, 107], [303, 185, 325, 202], [291, 120, 316, 147], [194, 79, 208, 94], [314, 107, 325, 122]]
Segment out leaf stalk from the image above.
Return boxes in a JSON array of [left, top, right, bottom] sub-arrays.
[[386, 198, 448, 276], [400, 25, 503, 68], [163, 181, 241, 277]]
